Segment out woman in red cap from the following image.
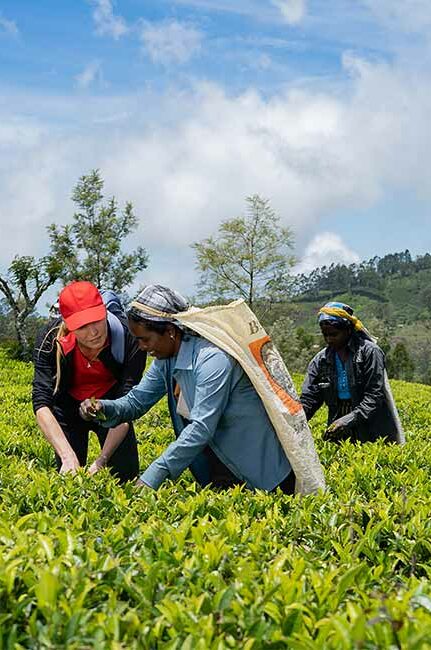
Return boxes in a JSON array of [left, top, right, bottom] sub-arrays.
[[32, 281, 146, 482]]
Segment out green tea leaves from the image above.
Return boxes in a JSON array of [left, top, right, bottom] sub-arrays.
[[0, 353, 430, 647]]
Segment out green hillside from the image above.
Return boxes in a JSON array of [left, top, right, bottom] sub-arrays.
[[1, 352, 430, 648], [262, 257, 431, 384]]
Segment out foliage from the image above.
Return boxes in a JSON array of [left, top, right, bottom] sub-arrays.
[[293, 250, 430, 299], [268, 317, 320, 373], [386, 342, 415, 382], [0, 255, 61, 360], [1, 351, 431, 648], [47, 169, 149, 291], [192, 195, 295, 312]]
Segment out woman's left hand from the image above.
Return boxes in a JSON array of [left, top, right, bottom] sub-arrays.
[[88, 454, 108, 475], [324, 412, 356, 437], [80, 398, 105, 421]]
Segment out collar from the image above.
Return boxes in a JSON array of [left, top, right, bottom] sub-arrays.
[[173, 336, 194, 371]]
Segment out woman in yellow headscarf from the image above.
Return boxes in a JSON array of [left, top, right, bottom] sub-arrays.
[[300, 302, 404, 444]]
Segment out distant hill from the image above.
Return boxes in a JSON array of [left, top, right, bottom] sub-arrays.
[[262, 250, 431, 384]]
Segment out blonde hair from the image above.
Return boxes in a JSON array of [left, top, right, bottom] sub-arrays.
[[54, 322, 68, 394], [35, 320, 69, 395]]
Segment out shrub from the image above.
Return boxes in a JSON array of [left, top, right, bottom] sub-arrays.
[[0, 352, 430, 648]]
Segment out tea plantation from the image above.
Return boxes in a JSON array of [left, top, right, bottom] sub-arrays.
[[0, 350, 430, 649]]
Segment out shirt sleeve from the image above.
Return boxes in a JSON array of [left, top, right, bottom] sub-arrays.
[[300, 354, 325, 421], [140, 348, 235, 490], [32, 321, 58, 413], [100, 360, 167, 427], [351, 344, 386, 423]]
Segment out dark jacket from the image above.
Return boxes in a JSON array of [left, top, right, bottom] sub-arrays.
[[32, 316, 146, 413], [300, 335, 398, 443]]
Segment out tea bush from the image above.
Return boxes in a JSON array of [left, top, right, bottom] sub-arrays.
[[0, 350, 430, 649]]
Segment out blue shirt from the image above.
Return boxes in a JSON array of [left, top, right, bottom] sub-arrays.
[[335, 353, 352, 399], [101, 335, 291, 490]]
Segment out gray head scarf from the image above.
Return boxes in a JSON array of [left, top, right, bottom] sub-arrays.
[[127, 284, 190, 328]]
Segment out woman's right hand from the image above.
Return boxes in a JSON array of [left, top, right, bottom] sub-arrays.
[[79, 398, 104, 421], [60, 454, 81, 474]]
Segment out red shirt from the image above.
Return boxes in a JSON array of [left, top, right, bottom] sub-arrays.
[[60, 333, 116, 401]]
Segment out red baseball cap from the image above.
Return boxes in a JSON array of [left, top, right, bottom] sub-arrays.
[[59, 281, 107, 331]]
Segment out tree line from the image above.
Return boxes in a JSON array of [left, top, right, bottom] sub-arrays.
[[292, 250, 431, 299], [0, 170, 425, 386]]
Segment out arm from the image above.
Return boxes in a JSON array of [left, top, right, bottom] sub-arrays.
[[88, 422, 130, 475], [95, 360, 168, 427], [325, 344, 386, 436], [36, 406, 80, 473], [32, 321, 81, 473], [300, 355, 325, 421], [140, 349, 235, 490], [351, 344, 386, 423], [32, 319, 60, 413]]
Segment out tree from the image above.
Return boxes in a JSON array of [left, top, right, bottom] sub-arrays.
[[268, 317, 319, 373], [192, 195, 295, 311], [387, 341, 415, 381], [0, 255, 61, 359], [48, 170, 148, 291]]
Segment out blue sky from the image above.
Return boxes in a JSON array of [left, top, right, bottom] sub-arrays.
[[1, 0, 431, 303]]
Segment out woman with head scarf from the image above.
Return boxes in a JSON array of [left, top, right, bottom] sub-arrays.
[[80, 284, 295, 493], [300, 301, 403, 443], [32, 281, 146, 482]]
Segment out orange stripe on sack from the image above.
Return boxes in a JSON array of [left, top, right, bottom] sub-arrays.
[[248, 335, 303, 416]]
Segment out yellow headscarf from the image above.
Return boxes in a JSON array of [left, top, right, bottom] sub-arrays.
[[318, 305, 375, 341]]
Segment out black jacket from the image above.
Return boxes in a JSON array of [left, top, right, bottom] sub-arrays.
[[32, 317, 146, 413], [300, 335, 398, 443]]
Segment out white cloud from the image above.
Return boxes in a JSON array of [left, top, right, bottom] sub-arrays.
[[75, 61, 102, 88], [92, 0, 128, 40], [140, 20, 203, 66], [295, 233, 360, 274], [362, 0, 431, 35], [2, 50, 431, 295], [271, 0, 306, 25], [0, 13, 19, 36]]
